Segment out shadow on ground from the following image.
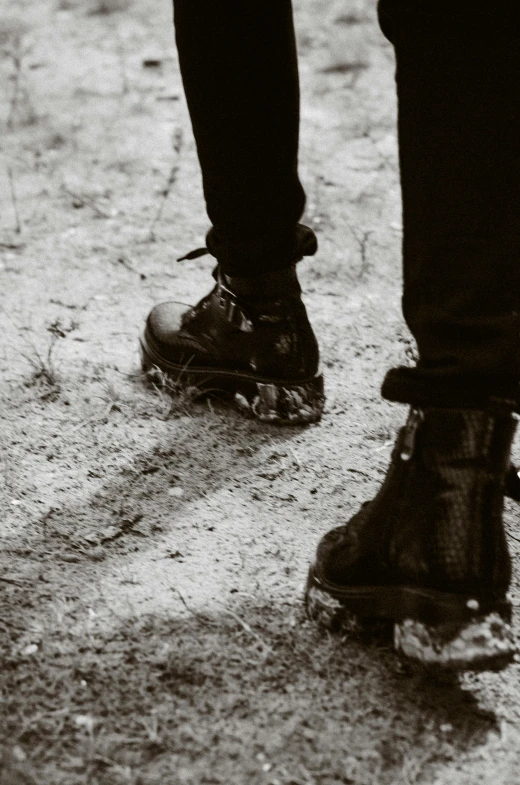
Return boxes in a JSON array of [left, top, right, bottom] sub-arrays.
[[1, 396, 304, 566], [0, 594, 499, 785], [0, 390, 507, 785]]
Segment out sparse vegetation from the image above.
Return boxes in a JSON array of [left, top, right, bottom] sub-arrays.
[[0, 594, 496, 785], [20, 319, 77, 401], [142, 364, 217, 420], [0, 15, 37, 128], [1, 1, 520, 784]]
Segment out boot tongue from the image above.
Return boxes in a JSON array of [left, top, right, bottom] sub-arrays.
[[224, 265, 302, 302]]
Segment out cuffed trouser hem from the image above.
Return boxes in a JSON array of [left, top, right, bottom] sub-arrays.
[[205, 223, 318, 278], [382, 366, 520, 414]]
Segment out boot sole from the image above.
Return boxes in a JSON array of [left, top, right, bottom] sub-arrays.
[[139, 333, 325, 425], [305, 565, 516, 671]]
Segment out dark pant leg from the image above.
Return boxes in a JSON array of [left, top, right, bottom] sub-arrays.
[[173, 0, 317, 276], [378, 1, 520, 410]]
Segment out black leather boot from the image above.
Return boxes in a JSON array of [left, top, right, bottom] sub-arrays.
[[306, 407, 517, 670], [140, 265, 324, 424]]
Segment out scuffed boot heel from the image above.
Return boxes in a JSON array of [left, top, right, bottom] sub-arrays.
[[394, 612, 516, 672], [236, 374, 325, 425]]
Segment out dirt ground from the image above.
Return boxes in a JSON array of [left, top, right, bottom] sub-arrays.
[[2, 1, 520, 783]]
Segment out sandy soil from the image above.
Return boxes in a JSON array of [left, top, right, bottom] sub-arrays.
[[2, 1, 520, 783]]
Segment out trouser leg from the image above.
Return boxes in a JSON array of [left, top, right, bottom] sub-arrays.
[[378, 1, 520, 411], [173, 0, 317, 276]]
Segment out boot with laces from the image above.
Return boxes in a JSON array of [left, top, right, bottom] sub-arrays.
[[140, 264, 324, 425], [305, 406, 518, 671]]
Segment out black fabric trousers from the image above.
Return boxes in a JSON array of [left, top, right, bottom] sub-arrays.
[[172, 0, 520, 410], [172, 0, 315, 275]]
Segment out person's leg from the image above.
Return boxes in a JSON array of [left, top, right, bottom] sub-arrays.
[[381, 1, 520, 409], [140, 0, 323, 424], [306, 1, 520, 670], [173, 0, 316, 276]]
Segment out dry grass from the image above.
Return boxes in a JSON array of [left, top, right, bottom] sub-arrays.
[[141, 364, 229, 421], [2, 1, 520, 784], [0, 591, 499, 785], [19, 320, 79, 402]]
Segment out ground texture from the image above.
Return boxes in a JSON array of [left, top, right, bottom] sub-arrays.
[[2, 1, 520, 784]]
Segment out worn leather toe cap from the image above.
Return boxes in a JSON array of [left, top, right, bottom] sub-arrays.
[[146, 301, 189, 344]]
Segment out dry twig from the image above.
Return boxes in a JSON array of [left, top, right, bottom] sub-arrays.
[[7, 165, 21, 234], [61, 185, 112, 219], [147, 129, 183, 241]]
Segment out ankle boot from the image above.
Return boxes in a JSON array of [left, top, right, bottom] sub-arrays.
[[140, 265, 324, 424], [306, 407, 517, 670]]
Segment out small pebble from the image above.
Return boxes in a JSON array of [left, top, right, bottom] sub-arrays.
[[12, 746, 26, 762], [169, 486, 184, 498], [75, 715, 95, 732]]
